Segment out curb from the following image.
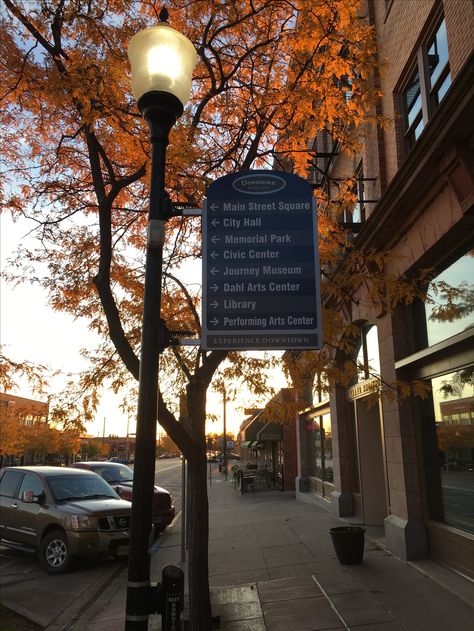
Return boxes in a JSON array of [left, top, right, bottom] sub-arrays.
[[43, 563, 127, 631]]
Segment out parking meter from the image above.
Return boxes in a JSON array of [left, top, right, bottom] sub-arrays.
[[162, 565, 184, 630]]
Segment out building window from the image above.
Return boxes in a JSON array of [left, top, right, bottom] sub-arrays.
[[429, 369, 474, 535], [310, 412, 333, 483], [314, 419, 322, 478], [424, 250, 474, 347], [343, 163, 366, 227], [401, 16, 451, 152], [403, 68, 424, 149], [21, 415, 30, 427], [322, 417, 333, 483], [427, 17, 451, 107], [355, 325, 380, 382]]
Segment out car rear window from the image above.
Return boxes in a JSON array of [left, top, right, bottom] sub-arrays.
[[95, 464, 134, 483], [47, 474, 118, 501], [0, 470, 23, 498]]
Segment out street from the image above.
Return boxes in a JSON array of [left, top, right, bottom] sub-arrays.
[[0, 459, 183, 627]]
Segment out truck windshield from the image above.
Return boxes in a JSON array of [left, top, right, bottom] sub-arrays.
[[47, 474, 118, 501]]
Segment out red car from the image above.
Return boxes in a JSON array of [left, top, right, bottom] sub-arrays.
[[70, 462, 175, 535]]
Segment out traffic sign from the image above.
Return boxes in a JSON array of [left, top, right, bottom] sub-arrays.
[[202, 170, 322, 350]]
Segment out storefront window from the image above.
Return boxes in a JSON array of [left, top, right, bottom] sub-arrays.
[[431, 368, 474, 534], [425, 251, 474, 346], [313, 418, 322, 478], [322, 416, 333, 483], [311, 413, 333, 483]]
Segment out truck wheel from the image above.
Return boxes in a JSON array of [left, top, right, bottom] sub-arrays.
[[39, 530, 71, 574]]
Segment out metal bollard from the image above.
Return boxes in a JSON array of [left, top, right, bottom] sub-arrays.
[[162, 565, 184, 631]]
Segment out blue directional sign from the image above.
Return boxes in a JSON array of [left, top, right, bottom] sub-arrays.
[[202, 170, 322, 350]]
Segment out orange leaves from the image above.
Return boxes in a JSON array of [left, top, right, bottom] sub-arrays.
[[0, 350, 49, 396], [2, 0, 383, 420], [427, 278, 474, 324]]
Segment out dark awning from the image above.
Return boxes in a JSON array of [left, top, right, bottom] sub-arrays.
[[242, 412, 266, 441], [248, 441, 264, 449], [257, 422, 283, 441]]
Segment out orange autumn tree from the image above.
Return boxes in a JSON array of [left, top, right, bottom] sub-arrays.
[[0, 400, 21, 462], [2, 1, 380, 627], [20, 421, 61, 462]]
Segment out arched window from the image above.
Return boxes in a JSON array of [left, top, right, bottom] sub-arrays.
[[355, 325, 380, 382]]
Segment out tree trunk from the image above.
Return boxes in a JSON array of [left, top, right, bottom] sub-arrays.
[[187, 455, 211, 630], [185, 378, 212, 630]]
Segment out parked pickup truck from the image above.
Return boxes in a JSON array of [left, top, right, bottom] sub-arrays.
[[0, 466, 132, 573]]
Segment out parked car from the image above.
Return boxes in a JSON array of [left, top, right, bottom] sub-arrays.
[[0, 466, 132, 574], [70, 461, 175, 535]]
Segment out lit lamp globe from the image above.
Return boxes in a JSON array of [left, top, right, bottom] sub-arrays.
[[128, 20, 197, 128]]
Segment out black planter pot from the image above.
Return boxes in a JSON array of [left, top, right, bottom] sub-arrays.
[[329, 526, 366, 565]]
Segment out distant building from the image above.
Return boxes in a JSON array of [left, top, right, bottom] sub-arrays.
[[0, 392, 49, 466], [0, 392, 49, 425], [79, 435, 136, 462]]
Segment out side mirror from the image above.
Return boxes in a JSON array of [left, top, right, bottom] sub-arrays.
[[22, 490, 44, 504], [22, 490, 36, 503]]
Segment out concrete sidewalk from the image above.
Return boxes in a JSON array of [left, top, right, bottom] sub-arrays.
[[72, 466, 473, 631]]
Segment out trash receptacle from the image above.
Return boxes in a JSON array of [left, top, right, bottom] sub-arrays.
[[329, 526, 365, 565]]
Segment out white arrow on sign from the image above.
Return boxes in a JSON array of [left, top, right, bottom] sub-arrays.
[[210, 267, 218, 276], [210, 203, 219, 211], [210, 235, 220, 244], [210, 251, 219, 259], [210, 317, 219, 326], [210, 283, 219, 292], [210, 300, 219, 309], [211, 219, 220, 227]]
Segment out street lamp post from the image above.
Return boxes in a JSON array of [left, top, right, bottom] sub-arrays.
[[126, 13, 196, 631]]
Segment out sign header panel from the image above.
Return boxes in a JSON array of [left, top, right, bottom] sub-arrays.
[[202, 170, 322, 350]]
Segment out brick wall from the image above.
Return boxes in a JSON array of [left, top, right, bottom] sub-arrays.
[[371, 0, 474, 185], [444, 0, 474, 77], [373, 0, 435, 184]]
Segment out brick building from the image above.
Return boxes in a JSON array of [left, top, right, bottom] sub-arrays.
[[297, 0, 473, 579], [0, 392, 50, 466]]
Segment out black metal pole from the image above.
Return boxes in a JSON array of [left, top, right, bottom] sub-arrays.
[[180, 455, 186, 562], [125, 91, 183, 631], [223, 388, 227, 481]]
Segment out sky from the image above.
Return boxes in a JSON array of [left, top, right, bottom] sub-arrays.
[[1, 212, 288, 439]]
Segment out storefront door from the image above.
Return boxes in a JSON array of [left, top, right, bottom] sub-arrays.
[[355, 398, 388, 525]]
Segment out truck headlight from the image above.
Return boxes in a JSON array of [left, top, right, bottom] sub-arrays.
[[71, 515, 98, 531]]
